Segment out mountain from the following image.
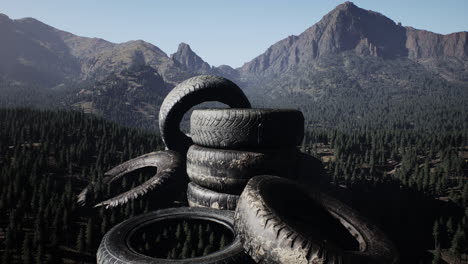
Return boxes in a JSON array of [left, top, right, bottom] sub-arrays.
[[234, 2, 467, 129], [0, 14, 80, 86], [0, 2, 467, 131], [71, 65, 171, 130], [239, 2, 467, 81], [171, 43, 212, 74], [0, 13, 195, 87]]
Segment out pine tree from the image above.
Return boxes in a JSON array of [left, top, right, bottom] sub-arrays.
[[219, 234, 227, 249], [432, 245, 441, 264], [76, 227, 85, 253], [85, 218, 94, 251], [450, 225, 465, 260], [22, 235, 33, 264], [34, 244, 44, 264], [175, 223, 182, 239], [432, 219, 440, 248], [181, 241, 190, 259], [2, 248, 12, 264], [209, 232, 215, 246]]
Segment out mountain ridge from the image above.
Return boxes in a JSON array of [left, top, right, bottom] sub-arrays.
[[0, 2, 467, 131], [238, 1, 467, 81]]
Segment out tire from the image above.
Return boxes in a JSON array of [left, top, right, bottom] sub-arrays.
[[187, 145, 300, 194], [77, 150, 186, 209], [97, 207, 254, 264], [190, 109, 304, 149], [159, 75, 251, 154], [187, 182, 239, 211], [234, 176, 399, 264]]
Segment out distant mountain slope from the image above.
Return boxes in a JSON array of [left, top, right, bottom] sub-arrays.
[[0, 2, 467, 131], [0, 14, 80, 86], [0, 13, 197, 87], [238, 2, 467, 83], [71, 65, 171, 130]]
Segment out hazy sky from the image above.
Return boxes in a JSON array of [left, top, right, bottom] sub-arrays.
[[2, 0, 467, 68]]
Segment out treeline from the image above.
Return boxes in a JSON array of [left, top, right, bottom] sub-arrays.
[[301, 128, 468, 262], [0, 108, 164, 263], [0, 104, 467, 263], [131, 219, 232, 259]]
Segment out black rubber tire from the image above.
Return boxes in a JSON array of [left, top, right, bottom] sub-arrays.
[[77, 150, 186, 209], [190, 108, 304, 149], [159, 75, 251, 154], [234, 176, 399, 264], [187, 145, 300, 194], [187, 182, 239, 211], [97, 207, 254, 264]]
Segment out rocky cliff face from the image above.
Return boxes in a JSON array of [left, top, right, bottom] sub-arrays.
[[239, 2, 408, 75], [239, 1, 467, 81], [171, 43, 212, 74], [405, 27, 467, 59]]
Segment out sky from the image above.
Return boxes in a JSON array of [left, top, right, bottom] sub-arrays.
[[1, 0, 467, 68]]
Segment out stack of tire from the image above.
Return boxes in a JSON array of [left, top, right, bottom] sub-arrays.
[[186, 108, 305, 210], [96, 75, 400, 264]]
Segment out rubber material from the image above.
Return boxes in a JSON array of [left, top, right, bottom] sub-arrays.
[[77, 150, 185, 209], [187, 182, 239, 211], [234, 176, 399, 264], [97, 207, 254, 264], [159, 75, 251, 154], [187, 145, 300, 194], [190, 108, 304, 149]]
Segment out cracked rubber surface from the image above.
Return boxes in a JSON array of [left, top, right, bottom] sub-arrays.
[[190, 108, 304, 149], [77, 150, 185, 209], [234, 176, 399, 264], [187, 145, 300, 194], [187, 182, 239, 211], [97, 207, 254, 264], [159, 75, 251, 154]]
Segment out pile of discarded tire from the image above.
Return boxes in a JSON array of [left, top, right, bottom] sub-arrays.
[[91, 75, 399, 263], [186, 108, 305, 210]]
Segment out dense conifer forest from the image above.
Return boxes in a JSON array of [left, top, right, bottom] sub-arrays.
[[0, 108, 167, 263], [0, 107, 466, 263]]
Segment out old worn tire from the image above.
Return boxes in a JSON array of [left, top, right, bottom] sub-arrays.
[[234, 176, 399, 264], [187, 182, 239, 211], [77, 150, 186, 209], [97, 207, 253, 264], [187, 145, 300, 194], [190, 108, 304, 149], [159, 75, 251, 154]]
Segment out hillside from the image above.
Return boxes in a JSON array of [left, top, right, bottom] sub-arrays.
[[1, 2, 467, 132], [0, 108, 170, 263], [0, 13, 195, 87], [70, 64, 172, 130], [0, 108, 466, 263]]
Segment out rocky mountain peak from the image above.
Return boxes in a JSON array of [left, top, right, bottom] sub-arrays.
[[240, 2, 408, 74], [171, 42, 211, 73], [0, 13, 10, 22], [336, 1, 358, 11]]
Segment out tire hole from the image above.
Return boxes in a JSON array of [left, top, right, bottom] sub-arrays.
[[128, 218, 234, 259]]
